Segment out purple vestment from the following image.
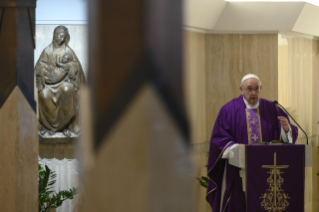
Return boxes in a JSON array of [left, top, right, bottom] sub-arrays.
[[206, 96, 298, 212]]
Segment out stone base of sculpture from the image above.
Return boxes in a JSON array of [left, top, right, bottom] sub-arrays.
[[39, 142, 79, 159], [39, 132, 78, 144]]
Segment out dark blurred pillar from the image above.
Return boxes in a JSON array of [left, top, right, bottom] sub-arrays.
[[0, 1, 38, 211], [78, 0, 195, 211]]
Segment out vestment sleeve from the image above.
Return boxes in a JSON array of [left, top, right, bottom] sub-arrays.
[[276, 106, 298, 143], [281, 125, 292, 143], [206, 106, 235, 208]]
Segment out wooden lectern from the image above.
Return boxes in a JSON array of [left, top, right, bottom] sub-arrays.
[[228, 144, 312, 212]]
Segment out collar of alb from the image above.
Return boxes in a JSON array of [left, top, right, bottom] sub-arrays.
[[243, 96, 259, 109]]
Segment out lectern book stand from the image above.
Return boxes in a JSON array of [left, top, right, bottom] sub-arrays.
[[228, 144, 311, 212]]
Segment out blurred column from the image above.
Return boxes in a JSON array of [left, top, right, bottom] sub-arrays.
[[78, 0, 195, 211], [0, 1, 38, 212]]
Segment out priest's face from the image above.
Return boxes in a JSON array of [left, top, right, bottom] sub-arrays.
[[240, 78, 261, 105]]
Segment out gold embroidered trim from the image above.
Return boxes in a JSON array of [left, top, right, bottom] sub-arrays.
[[246, 108, 263, 144], [245, 109, 251, 145], [257, 108, 263, 142], [223, 190, 233, 212], [206, 141, 233, 198]]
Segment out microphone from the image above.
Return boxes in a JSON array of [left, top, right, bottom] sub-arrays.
[[273, 100, 308, 145]]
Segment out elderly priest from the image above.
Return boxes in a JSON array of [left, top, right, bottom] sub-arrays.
[[206, 74, 298, 212]]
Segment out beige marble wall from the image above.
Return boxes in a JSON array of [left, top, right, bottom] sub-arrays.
[[312, 40, 319, 212], [278, 34, 314, 141], [185, 31, 206, 145], [184, 30, 210, 212], [205, 34, 278, 141], [278, 35, 319, 211], [35, 25, 88, 78]]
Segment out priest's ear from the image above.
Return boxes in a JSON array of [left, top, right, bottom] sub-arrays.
[[239, 86, 244, 94]]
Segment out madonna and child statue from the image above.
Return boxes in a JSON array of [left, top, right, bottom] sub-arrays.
[[35, 26, 86, 142]]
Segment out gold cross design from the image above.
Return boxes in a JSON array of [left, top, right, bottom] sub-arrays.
[[262, 152, 289, 206], [252, 134, 258, 141], [251, 118, 257, 125]]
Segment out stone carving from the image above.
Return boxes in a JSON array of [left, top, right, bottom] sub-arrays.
[[35, 26, 85, 141]]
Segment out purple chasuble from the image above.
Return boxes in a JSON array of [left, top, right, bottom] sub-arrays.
[[206, 96, 298, 212]]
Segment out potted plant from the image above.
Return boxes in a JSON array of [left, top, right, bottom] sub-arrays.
[[39, 164, 77, 212]]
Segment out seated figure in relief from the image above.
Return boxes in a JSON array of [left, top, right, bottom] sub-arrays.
[[35, 25, 85, 138], [56, 53, 79, 85]]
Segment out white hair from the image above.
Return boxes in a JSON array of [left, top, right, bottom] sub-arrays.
[[241, 73, 262, 87]]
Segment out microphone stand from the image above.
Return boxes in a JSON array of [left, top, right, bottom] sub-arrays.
[[274, 101, 308, 145]]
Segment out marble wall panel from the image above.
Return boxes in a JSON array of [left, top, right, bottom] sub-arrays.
[[184, 30, 206, 145], [205, 34, 278, 141], [312, 40, 319, 212], [312, 40, 319, 141], [278, 36, 289, 108], [184, 30, 210, 212], [278, 34, 314, 142]]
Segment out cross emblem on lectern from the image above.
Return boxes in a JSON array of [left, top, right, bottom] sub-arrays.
[[260, 152, 290, 211]]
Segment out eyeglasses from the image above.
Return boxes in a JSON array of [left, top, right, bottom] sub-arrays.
[[242, 87, 260, 93]]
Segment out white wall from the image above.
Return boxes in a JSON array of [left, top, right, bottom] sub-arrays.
[[36, 0, 88, 25]]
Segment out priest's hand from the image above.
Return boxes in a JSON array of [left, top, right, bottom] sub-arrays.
[[278, 116, 289, 132]]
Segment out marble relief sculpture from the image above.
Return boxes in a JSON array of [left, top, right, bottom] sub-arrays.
[[35, 26, 85, 140]]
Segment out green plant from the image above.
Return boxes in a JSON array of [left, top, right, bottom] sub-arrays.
[[197, 176, 209, 188], [39, 164, 77, 212], [197, 152, 209, 188]]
